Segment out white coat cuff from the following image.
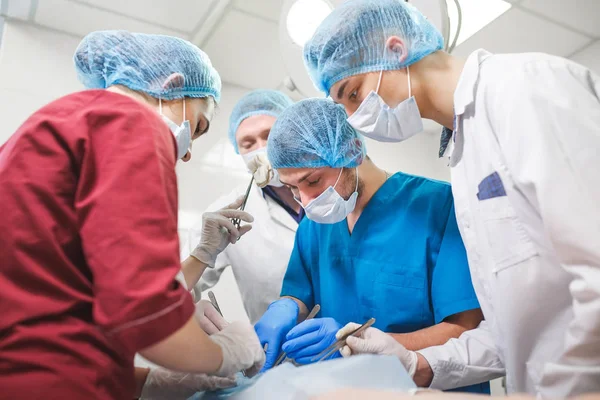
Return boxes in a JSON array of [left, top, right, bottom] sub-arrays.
[[418, 347, 465, 391], [175, 270, 188, 291]]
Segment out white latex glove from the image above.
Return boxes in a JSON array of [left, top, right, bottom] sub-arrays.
[[337, 323, 418, 377], [195, 300, 228, 335], [210, 321, 265, 378], [190, 196, 253, 267], [140, 367, 236, 400], [247, 153, 275, 188]]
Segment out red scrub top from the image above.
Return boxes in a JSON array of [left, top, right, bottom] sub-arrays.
[[0, 90, 195, 399]]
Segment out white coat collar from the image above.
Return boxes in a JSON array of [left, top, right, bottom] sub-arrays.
[[454, 49, 493, 116]]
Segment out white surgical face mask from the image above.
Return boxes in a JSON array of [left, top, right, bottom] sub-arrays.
[[241, 147, 283, 187], [347, 66, 423, 143], [160, 98, 192, 160], [299, 168, 359, 224]]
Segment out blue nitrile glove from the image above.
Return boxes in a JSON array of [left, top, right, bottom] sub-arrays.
[[281, 317, 342, 364], [254, 298, 299, 371]]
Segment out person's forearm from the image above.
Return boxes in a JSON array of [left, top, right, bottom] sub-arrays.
[[414, 352, 434, 387], [133, 367, 150, 398], [139, 315, 223, 374], [282, 296, 309, 321], [391, 309, 483, 351], [390, 322, 468, 351], [181, 256, 210, 290]]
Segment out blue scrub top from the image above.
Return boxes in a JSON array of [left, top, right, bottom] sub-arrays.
[[281, 172, 488, 394]]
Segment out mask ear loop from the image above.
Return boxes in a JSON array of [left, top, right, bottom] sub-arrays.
[[354, 167, 359, 192], [376, 70, 384, 94], [407, 66, 412, 98], [159, 97, 163, 114], [182, 98, 192, 156], [333, 168, 344, 189]]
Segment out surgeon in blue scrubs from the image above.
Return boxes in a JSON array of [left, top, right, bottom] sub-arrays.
[[254, 99, 489, 394]]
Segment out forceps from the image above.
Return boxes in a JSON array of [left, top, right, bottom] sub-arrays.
[[207, 291, 222, 317], [312, 317, 376, 363], [273, 304, 321, 367], [208, 291, 252, 377], [231, 176, 254, 233]]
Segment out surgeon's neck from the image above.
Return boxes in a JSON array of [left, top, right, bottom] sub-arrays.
[[107, 85, 159, 109], [347, 158, 387, 233], [411, 51, 465, 130], [271, 185, 302, 214]]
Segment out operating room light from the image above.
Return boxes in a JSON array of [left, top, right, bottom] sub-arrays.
[[447, 0, 512, 46], [286, 0, 333, 47]]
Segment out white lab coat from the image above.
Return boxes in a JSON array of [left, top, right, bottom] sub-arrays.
[[188, 184, 299, 323], [418, 50, 600, 398]]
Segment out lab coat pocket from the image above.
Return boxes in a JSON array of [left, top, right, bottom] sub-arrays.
[[479, 197, 538, 273]]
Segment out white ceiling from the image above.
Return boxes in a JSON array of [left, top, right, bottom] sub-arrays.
[[1, 0, 599, 92]]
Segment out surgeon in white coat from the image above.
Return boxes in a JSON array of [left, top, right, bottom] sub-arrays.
[[302, 0, 600, 398], [187, 90, 303, 323]]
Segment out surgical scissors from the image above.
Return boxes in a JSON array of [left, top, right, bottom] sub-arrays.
[[312, 317, 376, 363], [231, 176, 254, 233], [207, 291, 222, 317], [273, 304, 321, 367]]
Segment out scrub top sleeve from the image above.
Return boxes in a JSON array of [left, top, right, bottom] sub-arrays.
[[76, 108, 194, 354], [431, 201, 480, 323], [280, 224, 314, 309], [492, 63, 600, 395]]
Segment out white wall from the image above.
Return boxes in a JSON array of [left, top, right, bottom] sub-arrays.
[[0, 20, 83, 144]]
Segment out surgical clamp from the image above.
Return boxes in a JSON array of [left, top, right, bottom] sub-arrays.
[[312, 317, 376, 363], [273, 304, 321, 367]]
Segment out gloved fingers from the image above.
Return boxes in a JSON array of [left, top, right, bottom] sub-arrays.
[[213, 218, 241, 241], [195, 301, 220, 335], [284, 335, 331, 360], [197, 300, 228, 333], [294, 348, 341, 364], [223, 195, 245, 211], [340, 345, 352, 358], [225, 225, 251, 244], [217, 209, 254, 223], [261, 337, 283, 371], [344, 335, 373, 354], [237, 224, 253, 238], [244, 351, 265, 378], [285, 319, 323, 340], [335, 322, 362, 340], [282, 330, 324, 356], [206, 375, 237, 391]]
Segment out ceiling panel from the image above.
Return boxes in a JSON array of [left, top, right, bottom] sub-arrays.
[[35, 0, 186, 38], [5, 0, 34, 20], [203, 9, 286, 89], [232, 0, 282, 22], [453, 7, 591, 58], [570, 40, 600, 74], [519, 0, 600, 38], [72, 0, 211, 34]]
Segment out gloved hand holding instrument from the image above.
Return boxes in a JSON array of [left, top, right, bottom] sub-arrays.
[[336, 321, 418, 377], [190, 196, 253, 267], [230, 177, 254, 237]]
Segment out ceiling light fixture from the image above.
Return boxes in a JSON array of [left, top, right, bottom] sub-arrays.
[[286, 0, 333, 47], [447, 0, 512, 46]]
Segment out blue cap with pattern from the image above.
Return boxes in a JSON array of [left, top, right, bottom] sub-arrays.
[[267, 98, 366, 169], [74, 30, 222, 101], [304, 0, 443, 95]]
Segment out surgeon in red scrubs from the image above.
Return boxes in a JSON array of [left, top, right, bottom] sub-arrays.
[[0, 31, 264, 400]]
